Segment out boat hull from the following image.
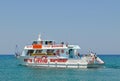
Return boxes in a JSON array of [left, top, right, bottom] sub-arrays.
[[18, 56, 104, 69]]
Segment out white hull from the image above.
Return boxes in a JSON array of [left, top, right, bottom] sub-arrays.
[[20, 62, 104, 69], [19, 56, 104, 69], [24, 63, 88, 68]]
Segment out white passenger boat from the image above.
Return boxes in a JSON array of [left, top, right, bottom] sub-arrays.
[[16, 34, 104, 68]]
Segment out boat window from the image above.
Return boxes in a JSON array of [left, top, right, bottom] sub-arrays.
[[45, 41, 53, 45], [27, 50, 34, 55], [45, 41, 48, 45], [69, 49, 74, 58], [47, 49, 54, 53], [35, 50, 43, 53]]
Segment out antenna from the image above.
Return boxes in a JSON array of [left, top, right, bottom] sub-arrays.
[[15, 44, 20, 58]]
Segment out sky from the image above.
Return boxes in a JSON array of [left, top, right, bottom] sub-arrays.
[[0, 0, 120, 54]]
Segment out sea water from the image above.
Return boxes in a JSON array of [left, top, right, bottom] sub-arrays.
[[0, 55, 120, 81]]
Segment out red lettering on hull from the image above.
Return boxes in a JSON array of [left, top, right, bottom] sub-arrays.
[[34, 56, 48, 64], [50, 59, 67, 63], [24, 59, 32, 63]]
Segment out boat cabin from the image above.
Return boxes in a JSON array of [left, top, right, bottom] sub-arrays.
[[21, 34, 80, 59]]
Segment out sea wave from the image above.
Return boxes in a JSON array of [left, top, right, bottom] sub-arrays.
[[106, 64, 120, 69]]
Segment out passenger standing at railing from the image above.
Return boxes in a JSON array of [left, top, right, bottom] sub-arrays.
[[78, 53, 80, 58]]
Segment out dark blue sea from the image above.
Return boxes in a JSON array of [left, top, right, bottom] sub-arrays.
[[0, 55, 120, 81]]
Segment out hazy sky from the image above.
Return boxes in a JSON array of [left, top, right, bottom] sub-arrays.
[[0, 0, 120, 54]]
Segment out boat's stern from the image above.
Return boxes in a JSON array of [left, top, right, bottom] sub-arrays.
[[81, 53, 105, 68]]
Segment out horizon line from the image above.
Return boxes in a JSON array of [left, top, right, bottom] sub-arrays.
[[0, 54, 120, 55]]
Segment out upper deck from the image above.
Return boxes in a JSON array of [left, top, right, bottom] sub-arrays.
[[24, 34, 80, 50]]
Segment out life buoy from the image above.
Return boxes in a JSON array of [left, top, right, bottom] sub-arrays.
[[41, 56, 48, 63], [34, 56, 48, 63], [41, 56, 47, 59]]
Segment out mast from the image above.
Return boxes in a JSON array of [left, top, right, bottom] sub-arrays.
[[38, 34, 41, 41]]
